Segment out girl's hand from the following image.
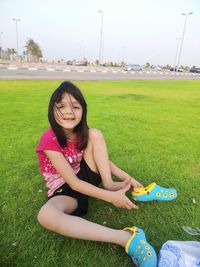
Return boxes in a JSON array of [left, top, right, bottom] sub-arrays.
[[124, 175, 144, 189], [130, 177, 143, 188], [110, 184, 138, 210]]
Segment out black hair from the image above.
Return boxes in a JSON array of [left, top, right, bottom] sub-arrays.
[[48, 81, 88, 150]]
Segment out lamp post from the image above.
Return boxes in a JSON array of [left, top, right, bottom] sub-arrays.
[[121, 46, 126, 64], [0, 32, 3, 59], [177, 12, 193, 71], [0, 32, 3, 48], [156, 54, 160, 68], [174, 38, 181, 71], [98, 10, 103, 66], [77, 43, 81, 61], [12, 18, 20, 56]]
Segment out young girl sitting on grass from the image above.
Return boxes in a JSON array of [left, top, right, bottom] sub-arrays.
[[36, 81, 157, 267]]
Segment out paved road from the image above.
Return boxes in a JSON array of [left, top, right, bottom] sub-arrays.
[[0, 67, 199, 80]]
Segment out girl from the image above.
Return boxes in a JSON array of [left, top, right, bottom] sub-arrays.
[[36, 81, 157, 267]]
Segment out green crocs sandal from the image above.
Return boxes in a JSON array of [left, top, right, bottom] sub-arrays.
[[124, 226, 157, 267], [132, 182, 177, 202]]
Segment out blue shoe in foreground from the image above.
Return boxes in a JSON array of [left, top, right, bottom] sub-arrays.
[[132, 182, 177, 202], [124, 226, 157, 267]]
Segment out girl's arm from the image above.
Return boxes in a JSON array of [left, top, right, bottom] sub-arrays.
[[109, 160, 143, 188], [44, 150, 138, 209]]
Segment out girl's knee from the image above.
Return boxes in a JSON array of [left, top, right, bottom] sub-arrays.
[[37, 204, 49, 227], [37, 204, 57, 230], [37, 203, 67, 232]]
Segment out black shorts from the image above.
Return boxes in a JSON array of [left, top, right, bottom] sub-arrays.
[[48, 158, 101, 217]]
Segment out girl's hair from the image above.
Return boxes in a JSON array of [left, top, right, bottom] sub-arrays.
[[48, 81, 88, 150]]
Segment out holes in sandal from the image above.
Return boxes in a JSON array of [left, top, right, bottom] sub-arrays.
[[142, 256, 147, 262]]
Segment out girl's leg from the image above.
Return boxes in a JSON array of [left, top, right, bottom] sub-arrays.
[[38, 196, 131, 248], [84, 129, 122, 190]]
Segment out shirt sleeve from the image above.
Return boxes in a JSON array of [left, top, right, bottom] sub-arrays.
[[36, 131, 62, 153]]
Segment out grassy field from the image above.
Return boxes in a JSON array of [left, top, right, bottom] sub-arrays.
[[1, 80, 200, 267]]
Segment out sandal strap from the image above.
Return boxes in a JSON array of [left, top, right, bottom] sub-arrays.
[[123, 226, 138, 253], [132, 182, 156, 195], [123, 227, 157, 266]]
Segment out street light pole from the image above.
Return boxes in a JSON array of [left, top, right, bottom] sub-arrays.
[[121, 46, 126, 64], [0, 32, 3, 59], [98, 10, 103, 66], [174, 37, 181, 71], [177, 12, 193, 71], [0, 32, 3, 48], [77, 43, 81, 61], [12, 18, 20, 56]]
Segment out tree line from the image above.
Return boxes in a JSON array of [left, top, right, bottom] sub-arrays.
[[0, 38, 42, 62]]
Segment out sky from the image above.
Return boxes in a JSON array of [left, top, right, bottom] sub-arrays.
[[0, 0, 200, 66]]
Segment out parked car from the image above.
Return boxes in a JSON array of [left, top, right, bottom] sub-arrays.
[[75, 61, 83, 66], [190, 67, 200, 73], [124, 64, 142, 71], [75, 59, 88, 66], [101, 63, 109, 67], [154, 66, 162, 71], [66, 60, 73, 65], [170, 67, 183, 72]]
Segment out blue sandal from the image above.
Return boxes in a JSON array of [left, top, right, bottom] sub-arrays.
[[124, 226, 157, 267], [132, 182, 177, 202]]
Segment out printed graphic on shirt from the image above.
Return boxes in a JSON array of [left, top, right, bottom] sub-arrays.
[[37, 128, 84, 197], [56, 189, 63, 193]]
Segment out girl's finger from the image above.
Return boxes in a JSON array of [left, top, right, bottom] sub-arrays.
[[125, 204, 132, 210], [127, 199, 139, 209]]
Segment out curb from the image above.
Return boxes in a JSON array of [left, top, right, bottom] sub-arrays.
[[0, 66, 200, 76]]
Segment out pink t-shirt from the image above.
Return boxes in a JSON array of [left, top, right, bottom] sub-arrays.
[[36, 128, 83, 197]]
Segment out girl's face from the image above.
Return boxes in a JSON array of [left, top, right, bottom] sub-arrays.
[[54, 93, 83, 133]]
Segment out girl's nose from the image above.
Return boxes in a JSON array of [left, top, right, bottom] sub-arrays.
[[65, 106, 73, 114]]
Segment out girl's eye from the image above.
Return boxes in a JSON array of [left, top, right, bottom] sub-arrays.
[[73, 106, 80, 109]]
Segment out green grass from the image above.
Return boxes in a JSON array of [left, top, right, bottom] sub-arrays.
[[1, 80, 200, 267]]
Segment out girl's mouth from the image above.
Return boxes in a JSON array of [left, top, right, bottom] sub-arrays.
[[63, 118, 75, 120]]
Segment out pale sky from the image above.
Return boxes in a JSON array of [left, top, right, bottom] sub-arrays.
[[1, 0, 200, 66]]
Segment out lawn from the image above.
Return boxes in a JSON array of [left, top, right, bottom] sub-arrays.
[[0, 80, 200, 267]]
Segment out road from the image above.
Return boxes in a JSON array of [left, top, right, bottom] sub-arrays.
[[0, 66, 199, 80]]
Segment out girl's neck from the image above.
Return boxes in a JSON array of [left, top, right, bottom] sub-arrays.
[[63, 129, 77, 141]]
